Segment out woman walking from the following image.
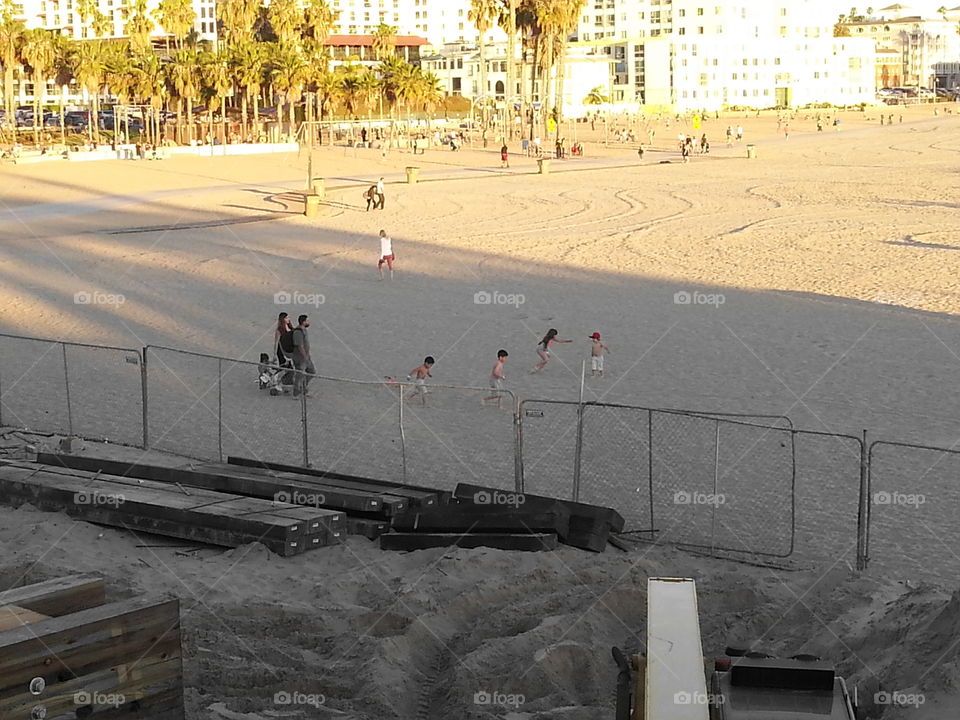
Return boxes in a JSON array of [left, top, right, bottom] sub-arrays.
[[531, 328, 572, 373], [274, 311, 294, 365]]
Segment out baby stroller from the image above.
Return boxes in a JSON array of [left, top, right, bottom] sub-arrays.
[[258, 353, 295, 396]]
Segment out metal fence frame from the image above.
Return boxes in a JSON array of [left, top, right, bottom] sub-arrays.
[[3, 330, 958, 572]]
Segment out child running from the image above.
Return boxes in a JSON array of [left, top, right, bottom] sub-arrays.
[[588, 332, 610, 377], [406, 356, 435, 406], [482, 350, 509, 408], [531, 328, 572, 373]]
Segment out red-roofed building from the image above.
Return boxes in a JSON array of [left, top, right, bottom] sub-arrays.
[[325, 35, 428, 67]]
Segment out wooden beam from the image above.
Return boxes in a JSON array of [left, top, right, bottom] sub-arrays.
[[0, 574, 106, 616], [380, 532, 558, 552], [0, 605, 50, 633]]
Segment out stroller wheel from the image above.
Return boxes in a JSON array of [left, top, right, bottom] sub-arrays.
[[270, 388, 280, 396]]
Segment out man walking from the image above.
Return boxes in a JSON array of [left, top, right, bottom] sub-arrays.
[[291, 314, 315, 398], [375, 177, 385, 210]]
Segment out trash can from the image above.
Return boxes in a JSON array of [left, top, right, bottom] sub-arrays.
[[311, 178, 325, 199], [538, 158, 551, 175], [746, 144, 757, 159], [406, 166, 420, 184], [304, 194, 321, 217]]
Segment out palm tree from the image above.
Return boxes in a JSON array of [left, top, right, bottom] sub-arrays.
[[500, 0, 519, 138], [469, 0, 500, 130], [303, 0, 337, 45], [133, 51, 166, 143], [72, 40, 107, 144], [52, 35, 74, 145], [549, 0, 586, 134], [269, 42, 306, 137], [126, 0, 156, 53], [583, 85, 607, 106], [21, 28, 57, 146], [267, 0, 301, 47], [0, 6, 25, 140], [168, 48, 200, 142], [372, 22, 397, 62], [104, 45, 137, 141], [155, 0, 195, 51], [230, 40, 266, 138], [217, 0, 259, 47], [201, 49, 231, 143]]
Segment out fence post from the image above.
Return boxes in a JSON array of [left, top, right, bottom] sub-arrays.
[[398, 384, 407, 484], [301, 384, 309, 468], [513, 394, 523, 493], [217, 358, 223, 463], [61, 343, 74, 437], [140, 347, 149, 449], [571, 361, 586, 502], [711, 418, 720, 555], [647, 408, 654, 533], [857, 430, 869, 571]]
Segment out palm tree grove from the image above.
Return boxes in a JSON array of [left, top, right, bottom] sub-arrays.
[[0, 0, 590, 150]]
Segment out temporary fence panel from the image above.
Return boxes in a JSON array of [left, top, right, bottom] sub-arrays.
[[577, 404, 654, 533], [62, 343, 144, 447], [518, 399, 580, 500], [400, 384, 517, 492], [0, 335, 71, 436], [867, 441, 960, 584], [791, 431, 864, 569], [305, 376, 405, 482], [144, 347, 222, 460]]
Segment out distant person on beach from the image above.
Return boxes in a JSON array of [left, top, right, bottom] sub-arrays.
[[291, 314, 314, 398], [482, 350, 509, 407], [501, 143, 509, 168], [364, 185, 379, 212], [531, 329, 572, 373], [375, 177, 385, 209], [406, 356, 435, 405], [275, 311, 294, 365], [589, 332, 609, 377], [725, 126, 733, 146], [736, 126, 744, 142], [638, 144, 645, 161], [377, 229, 395, 280]]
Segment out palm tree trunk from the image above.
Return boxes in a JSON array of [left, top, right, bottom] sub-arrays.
[[187, 99, 194, 143], [253, 91, 260, 140], [478, 29, 487, 132], [506, 0, 517, 140], [32, 74, 40, 147], [59, 86, 65, 146], [241, 93, 248, 139], [220, 96, 227, 144]]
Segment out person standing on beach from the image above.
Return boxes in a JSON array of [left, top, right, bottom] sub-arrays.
[[588, 332, 609, 377], [364, 184, 378, 212], [377, 229, 395, 280], [638, 144, 645, 161], [531, 329, 572, 372], [275, 312, 294, 365], [291, 314, 314, 398], [482, 350, 509, 407], [406, 356, 435, 406], [375, 177, 385, 210], [500, 143, 509, 168], [736, 125, 744, 142]]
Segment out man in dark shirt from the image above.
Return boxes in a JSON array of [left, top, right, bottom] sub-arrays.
[[291, 314, 315, 397]]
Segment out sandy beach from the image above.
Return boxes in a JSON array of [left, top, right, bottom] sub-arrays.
[[2, 102, 960, 718]]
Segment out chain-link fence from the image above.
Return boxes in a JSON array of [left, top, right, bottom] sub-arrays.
[[866, 440, 960, 583], [0, 333, 143, 446]]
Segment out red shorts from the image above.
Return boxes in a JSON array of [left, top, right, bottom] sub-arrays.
[[378, 254, 395, 268]]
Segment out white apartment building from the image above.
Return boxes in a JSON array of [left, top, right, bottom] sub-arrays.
[[15, 0, 217, 44], [329, 0, 505, 48], [840, 4, 960, 89]]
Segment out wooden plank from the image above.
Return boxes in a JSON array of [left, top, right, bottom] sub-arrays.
[[226, 455, 450, 506], [0, 605, 50, 633], [0, 596, 183, 712], [380, 532, 558, 552], [453, 483, 625, 531], [391, 504, 571, 538], [34, 453, 389, 516], [0, 574, 105, 616], [346, 517, 389, 540], [645, 578, 708, 720], [0, 465, 339, 553]]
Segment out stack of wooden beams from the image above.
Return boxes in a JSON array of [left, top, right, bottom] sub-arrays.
[[380, 483, 626, 553], [0, 574, 184, 719]]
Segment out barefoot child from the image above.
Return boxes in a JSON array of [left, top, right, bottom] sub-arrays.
[[482, 350, 509, 407], [588, 332, 609, 376], [406, 356, 435, 405], [531, 329, 572, 372], [377, 229, 395, 280]]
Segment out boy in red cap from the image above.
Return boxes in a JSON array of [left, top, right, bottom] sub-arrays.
[[589, 332, 609, 377]]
